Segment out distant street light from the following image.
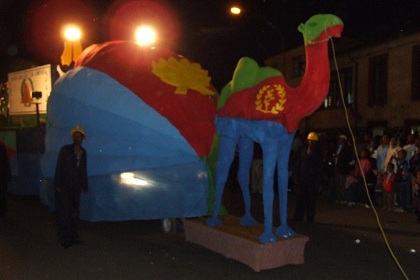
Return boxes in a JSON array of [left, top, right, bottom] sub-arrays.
[[229, 6, 285, 74], [230, 6, 241, 15], [135, 26, 157, 46], [61, 25, 83, 66]]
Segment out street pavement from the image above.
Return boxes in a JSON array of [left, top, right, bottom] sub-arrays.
[[0, 189, 419, 280]]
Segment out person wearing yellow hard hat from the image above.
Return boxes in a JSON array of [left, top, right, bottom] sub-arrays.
[[70, 125, 86, 139], [307, 131, 319, 141], [54, 125, 88, 248], [292, 132, 323, 223]]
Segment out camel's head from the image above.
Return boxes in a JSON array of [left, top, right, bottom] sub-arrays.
[[298, 14, 344, 45]]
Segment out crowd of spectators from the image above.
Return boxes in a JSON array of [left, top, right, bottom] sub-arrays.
[[288, 130, 420, 224]]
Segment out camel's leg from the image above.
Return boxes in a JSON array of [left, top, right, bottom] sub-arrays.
[[276, 133, 297, 238], [206, 136, 237, 226], [237, 137, 257, 226], [259, 141, 278, 243]]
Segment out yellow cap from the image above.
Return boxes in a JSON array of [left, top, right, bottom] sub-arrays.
[[307, 132, 319, 141], [70, 125, 86, 138]]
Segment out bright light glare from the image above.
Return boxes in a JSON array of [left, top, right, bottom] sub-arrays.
[[135, 26, 156, 46], [230, 7, 242, 15], [64, 26, 81, 41], [120, 172, 150, 187]]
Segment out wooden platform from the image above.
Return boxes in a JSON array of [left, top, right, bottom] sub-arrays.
[[183, 215, 309, 272]]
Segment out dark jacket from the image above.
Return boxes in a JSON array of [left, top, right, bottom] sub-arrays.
[[296, 145, 323, 192], [410, 152, 420, 174], [336, 143, 353, 175], [54, 144, 88, 192]]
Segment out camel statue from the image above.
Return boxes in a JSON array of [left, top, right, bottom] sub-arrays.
[[206, 14, 344, 243]]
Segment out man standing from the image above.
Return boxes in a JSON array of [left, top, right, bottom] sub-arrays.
[[0, 143, 12, 218], [376, 134, 390, 173], [334, 134, 353, 203], [403, 133, 416, 162], [292, 132, 323, 223], [54, 125, 88, 248]]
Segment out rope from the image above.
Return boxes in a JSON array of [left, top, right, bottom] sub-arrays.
[[330, 38, 410, 280], [308, 37, 330, 45]]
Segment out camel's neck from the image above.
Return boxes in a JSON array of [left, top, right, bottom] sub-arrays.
[[297, 40, 331, 115]]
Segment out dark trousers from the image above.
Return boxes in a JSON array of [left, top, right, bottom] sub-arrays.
[[345, 182, 359, 203], [334, 173, 347, 201], [55, 189, 81, 244], [293, 189, 317, 222], [383, 192, 394, 209], [397, 182, 411, 211]]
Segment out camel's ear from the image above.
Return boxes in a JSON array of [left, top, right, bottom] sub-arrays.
[[298, 23, 305, 33]]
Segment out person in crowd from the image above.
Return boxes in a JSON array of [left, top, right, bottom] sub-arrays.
[[322, 139, 337, 201], [403, 133, 416, 162], [403, 133, 417, 201], [394, 149, 411, 212], [367, 147, 382, 207], [354, 148, 374, 208], [368, 149, 380, 206], [368, 138, 378, 159], [0, 143, 12, 218], [409, 138, 420, 175], [333, 134, 353, 204], [383, 136, 401, 207], [345, 169, 358, 206], [384, 136, 401, 173], [382, 163, 397, 211], [54, 125, 88, 248], [292, 132, 323, 223], [367, 137, 382, 205], [412, 170, 420, 223], [376, 134, 389, 174]]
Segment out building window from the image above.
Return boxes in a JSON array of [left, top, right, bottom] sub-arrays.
[[368, 121, 388, 138], [368, 54, 388, 106], [405, 119, 420, 136], [411, 45, 420, 100], [323, 67, 353, 108], [292, 56, 305, 78]]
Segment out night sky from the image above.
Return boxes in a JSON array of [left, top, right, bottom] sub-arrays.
[[1, 0, 420, 90]]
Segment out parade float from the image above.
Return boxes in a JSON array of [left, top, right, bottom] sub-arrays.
[[40, 42, 218, 227], [185, 14, 343, 271], [36, 12, 342, 271]]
